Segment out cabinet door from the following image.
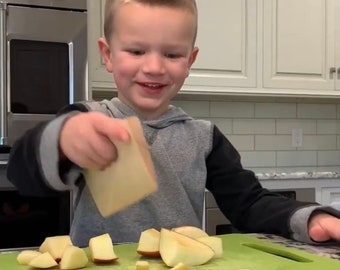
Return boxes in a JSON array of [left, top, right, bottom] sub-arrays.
[[184, 0, 257, 92], [321, 187, 340, 206], [88, 0, 257, 93], [336, 0, 340, 90], [263, 0, 336, 91], [87, 0, 115, 91]]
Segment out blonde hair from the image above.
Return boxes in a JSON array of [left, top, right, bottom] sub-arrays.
[[103, 0, 198, 44]]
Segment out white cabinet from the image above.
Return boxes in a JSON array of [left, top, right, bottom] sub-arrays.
[[87, 0, 114, 91], [321, 187, 340, 206], [259, 178, 340, 205], [87, 0, 257, 93], [87, 0, 340, 98], [183, 0, 257, 93], [263, 0, 340, 96]]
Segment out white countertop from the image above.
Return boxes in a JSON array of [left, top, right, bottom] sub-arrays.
[[256, 171, 340, 180]]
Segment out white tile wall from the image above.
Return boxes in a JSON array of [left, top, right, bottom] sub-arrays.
[[171, 99, 340, 173]]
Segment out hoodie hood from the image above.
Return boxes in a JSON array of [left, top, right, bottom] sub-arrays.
[[102, 98, 193, 129]]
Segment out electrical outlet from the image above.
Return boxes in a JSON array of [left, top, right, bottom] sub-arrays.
[[292, 128, 303, 147]]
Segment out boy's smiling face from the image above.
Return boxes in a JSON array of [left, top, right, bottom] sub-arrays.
[[99, 2, 198, 119]]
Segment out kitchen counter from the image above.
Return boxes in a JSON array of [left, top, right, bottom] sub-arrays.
[[252, 233, 340, 260], [256, 171, 340, 180], [252, 172, 340, 205]]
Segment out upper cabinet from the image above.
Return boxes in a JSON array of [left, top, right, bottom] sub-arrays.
[[88, 0, 340, 98], [87, 0, 114, 91], [87, 0, 257, 93], [263, 0, 340, 96], [183, 0, 257, 93]]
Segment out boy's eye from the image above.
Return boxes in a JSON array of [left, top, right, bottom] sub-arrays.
[[164, 53, 181, 59], [127, 49, 144, 56]]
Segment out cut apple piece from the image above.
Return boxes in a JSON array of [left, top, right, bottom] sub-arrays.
[[59, 245, 88, 270], [172, 225, 209, 239], [135, 260, 149, 270], [89, 233, 118, 263], [197, 236, 223, 258], [17, 250, 42, 265], [28, 252, 58, 269], [170, 262, 189, 270], [39, 235, 73, 262], [137, 228, 160, 257], [159, 228, 214, 267]]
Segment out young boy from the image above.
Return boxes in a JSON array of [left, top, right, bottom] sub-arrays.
[[7, 0, 340, 247]]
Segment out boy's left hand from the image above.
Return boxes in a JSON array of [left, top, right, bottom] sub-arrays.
[[308, 213, 340, 242]]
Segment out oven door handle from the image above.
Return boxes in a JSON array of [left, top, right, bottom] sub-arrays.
[[0, 3, 8, 146]]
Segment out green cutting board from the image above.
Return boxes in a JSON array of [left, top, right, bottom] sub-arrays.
[[1, 234, 340, 270]]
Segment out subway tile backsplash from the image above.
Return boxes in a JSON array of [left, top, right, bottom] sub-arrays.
[[170, 99, 340, 174], [92, 92, 340, 174]]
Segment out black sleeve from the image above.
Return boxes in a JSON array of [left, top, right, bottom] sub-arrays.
[[6, 121, 60, 197], [205, 125, 316, 238], [6, 102, 89, 197]]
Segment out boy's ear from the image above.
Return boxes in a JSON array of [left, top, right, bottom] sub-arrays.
[[98, 38, 113, 72], [187, 47, 199, 76]]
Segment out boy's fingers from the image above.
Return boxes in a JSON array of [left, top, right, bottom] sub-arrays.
[[92, 115, 130, 143]]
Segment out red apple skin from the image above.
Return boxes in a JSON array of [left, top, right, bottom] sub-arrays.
[[137, 228, 161, 258], [137, 250, 160, 258]]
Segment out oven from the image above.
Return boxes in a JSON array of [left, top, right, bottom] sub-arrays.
[[205, 188, 316, 235], [0, 0, 88, 148], [0, 0, 86, 250], [0, 160, 72, 250]]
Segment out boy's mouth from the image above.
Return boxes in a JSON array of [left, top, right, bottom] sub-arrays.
[[138, 82, 166, 92], [140, 82, 164, 88]]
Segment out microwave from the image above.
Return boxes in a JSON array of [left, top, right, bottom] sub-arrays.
[[0, 0, 88, 148]]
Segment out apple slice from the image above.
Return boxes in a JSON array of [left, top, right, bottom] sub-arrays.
[[39, 235, 73, 262], [171, 226, 209, 239], [59, 245, 88, 270], [135, 260, 149, 270], [159, 228, 214, 267], [17, 250, 42, 265], [28, 252, 58, 269], [197, 236, 223, 258], [137, 228, 160, 257], [170, 262, 189, 270], [89, 233, 118, 263]]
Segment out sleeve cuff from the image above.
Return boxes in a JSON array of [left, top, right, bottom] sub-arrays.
[[290, 205, 340, 244], [39, 111, 81, 191]]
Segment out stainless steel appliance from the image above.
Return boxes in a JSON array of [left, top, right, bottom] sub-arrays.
[[0, 0, 86, 250], [205, 188, 316, 235], [0, 0, 88, 148], [0, 161, 73, 249]]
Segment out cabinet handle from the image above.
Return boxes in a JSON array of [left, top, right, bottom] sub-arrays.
[[337, 67, 340, 74], [330, 67, 336, 74]]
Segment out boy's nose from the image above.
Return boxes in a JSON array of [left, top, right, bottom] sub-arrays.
[[142, 54, 165, 75]]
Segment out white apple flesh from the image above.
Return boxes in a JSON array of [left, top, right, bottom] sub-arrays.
[[170, 262, 189, 270], [89, 233, 118, 263], [197, 236, 223, 258], [17, 250, 42, 265], [135, 260, 150, 270], [59, 245, 88, 270], [28, 252, 58, 269], [159, 228, 214, 267], [137, 228, 160, 257], [171, 225, 209, 239], [39, 235, 73, 262]]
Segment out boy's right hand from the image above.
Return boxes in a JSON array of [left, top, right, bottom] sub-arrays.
[[59, 112, 130, 170]]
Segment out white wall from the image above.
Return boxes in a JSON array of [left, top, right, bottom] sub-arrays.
[[171, 98, 340, 174], [93, 91, 340, 174]]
